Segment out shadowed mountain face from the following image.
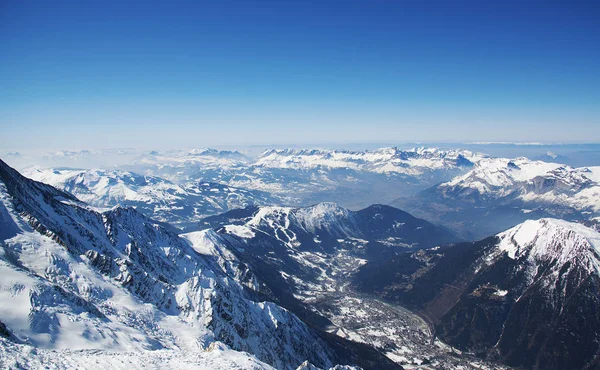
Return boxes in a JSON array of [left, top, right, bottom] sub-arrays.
[[199, 203, 458, 251], [182, 203, 497, 368], [354, 218, 600, 370], [193, 202, 459, 322], [193, 203, 459, 316]]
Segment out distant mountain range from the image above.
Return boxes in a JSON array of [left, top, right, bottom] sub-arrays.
[[23, 167, 285, 231], [395, 157, 600, 239], [17, 147, 600, 243], [17, 147, 600, 242], [123, 147, 486, 209], [19, 147, 490, 218]]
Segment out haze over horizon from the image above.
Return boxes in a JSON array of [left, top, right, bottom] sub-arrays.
[[1, 0, 599, 150]]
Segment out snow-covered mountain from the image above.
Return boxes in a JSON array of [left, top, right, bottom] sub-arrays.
[[191, 202, 458, 329], [22, 167, 284, 231], [440, 158, 599, 208], [354, 218, 600, 369], [10, 146, 491, 211], [126, 146, 486, 209], [184, 204, 512, 368], [395, 157, 600, 239], [199, 202, 458, 253], [0, 158, 353, 369], [254, 147, 484, 175]]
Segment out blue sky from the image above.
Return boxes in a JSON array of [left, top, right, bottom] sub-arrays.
[[1, 0, 599, 150]]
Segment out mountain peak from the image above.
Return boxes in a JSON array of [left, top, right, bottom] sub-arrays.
[[497, 218, 600, 272]]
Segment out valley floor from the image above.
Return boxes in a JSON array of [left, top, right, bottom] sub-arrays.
[[281, 244, 507, 369], [309, 283, 507, 369]]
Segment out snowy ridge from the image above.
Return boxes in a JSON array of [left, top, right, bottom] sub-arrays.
[[293, 203, 357, 235], [440, 157, 600, 213], [23, 167, 183, 206], [353, 218, 600, 368], [247, 203, 359, 243], [497, 218, 600, 274], [438, 158, 600, 213], [0, 338, 276, 370], [0, 159, 340, 369], [395, 158, 600, 240], [444, 157, 562, 191]]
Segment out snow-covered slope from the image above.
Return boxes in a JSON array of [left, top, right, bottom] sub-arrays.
[[188, 202, 456, 308], [213, 202, 458, 254], [354, 218, 600, 369], [0, 159, 342, 369], [442, 157, 563, 195], [395, 158, 600, 239], [22, 167, 283, 231], [0, 337, 276, 370], [441, 158, 600, 211], [497, 218, 600, 271]]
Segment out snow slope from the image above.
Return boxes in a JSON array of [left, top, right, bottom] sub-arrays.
[[497, 218, 600, 274], [0, 338, 275, 370], [0, 159, 339, 370], [440, 157, 600, 212]]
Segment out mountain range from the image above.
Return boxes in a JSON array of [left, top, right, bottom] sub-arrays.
[[395, 157, 600, 239], [3, 145, 600, 369], [22, 167, 285, 231], [123, 147, 485, 209]]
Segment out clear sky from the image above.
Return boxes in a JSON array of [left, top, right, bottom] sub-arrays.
[[1, 0, 599, 150]]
